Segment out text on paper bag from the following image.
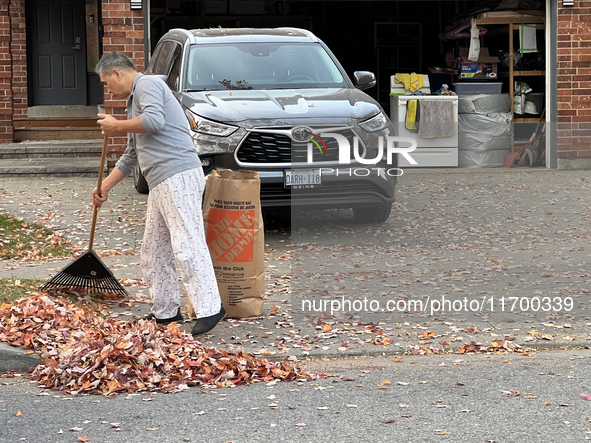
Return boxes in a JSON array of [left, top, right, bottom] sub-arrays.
[[206, 204, 255, 262]]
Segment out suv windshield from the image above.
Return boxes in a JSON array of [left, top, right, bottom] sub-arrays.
[[185, 42, 346, 91]]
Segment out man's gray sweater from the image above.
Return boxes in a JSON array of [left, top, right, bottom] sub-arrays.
[[115, 73, 201, 189]]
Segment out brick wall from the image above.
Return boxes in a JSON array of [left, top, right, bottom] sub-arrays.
[[10, 0, 25, 121], [557, 1, 591, 164], [101, 0, 145, 166], [0, 0, 27, 144], [0, 1, 13, 143]]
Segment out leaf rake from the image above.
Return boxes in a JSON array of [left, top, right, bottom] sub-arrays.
[[39, 135, 128, 296]]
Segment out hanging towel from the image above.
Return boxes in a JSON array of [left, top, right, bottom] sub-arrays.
[[405, 100, 418, 131], [418, 100, 455, 138], [468, 18, 481, 62]]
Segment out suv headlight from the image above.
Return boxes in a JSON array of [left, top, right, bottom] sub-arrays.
[[359, 112, 388, 132], [186, 111, 238, 137]]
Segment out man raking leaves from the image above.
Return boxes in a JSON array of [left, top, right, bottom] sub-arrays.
[[94, 52, 225, 336]]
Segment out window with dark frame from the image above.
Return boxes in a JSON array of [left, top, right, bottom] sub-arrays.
[[167, 44, 183, 91]]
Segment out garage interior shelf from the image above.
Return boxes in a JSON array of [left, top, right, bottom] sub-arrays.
[[475, 16, 546, 122]]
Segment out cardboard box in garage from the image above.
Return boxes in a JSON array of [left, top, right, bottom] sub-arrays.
[[459, 47, 499, 79]]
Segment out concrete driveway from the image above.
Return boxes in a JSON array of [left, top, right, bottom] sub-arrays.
[[0, 168, 589, 362]]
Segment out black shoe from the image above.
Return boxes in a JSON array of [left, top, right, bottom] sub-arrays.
[[144, 308, 184, 325], [191, 307, 226, 336]]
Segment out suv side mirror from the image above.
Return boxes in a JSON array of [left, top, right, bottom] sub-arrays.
[[353, 71, 376, 90]]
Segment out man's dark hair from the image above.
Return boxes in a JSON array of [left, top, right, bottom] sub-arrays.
[[95, 51, 136, 76]]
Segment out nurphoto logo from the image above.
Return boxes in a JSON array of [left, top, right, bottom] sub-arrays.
[[290, 126, 418, 175]]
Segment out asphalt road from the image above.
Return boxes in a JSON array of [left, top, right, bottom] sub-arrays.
[[1, 349, 591, 442]]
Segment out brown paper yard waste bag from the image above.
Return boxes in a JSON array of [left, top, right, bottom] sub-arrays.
[[188, 170, 265, 319]]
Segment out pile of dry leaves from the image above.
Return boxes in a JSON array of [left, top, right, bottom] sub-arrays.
[[0, 295, 311, 396]]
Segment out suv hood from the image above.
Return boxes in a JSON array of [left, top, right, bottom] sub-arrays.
[[182, 88, 382, 123]]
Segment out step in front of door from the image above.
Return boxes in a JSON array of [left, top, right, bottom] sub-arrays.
[[14, 119, 101, 142], [0, 157, 107, 176], [0, 141, 103, 159]]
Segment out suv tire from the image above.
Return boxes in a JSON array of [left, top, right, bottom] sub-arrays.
[[134, 163, 149, 194], [352, 203, 392, 224]]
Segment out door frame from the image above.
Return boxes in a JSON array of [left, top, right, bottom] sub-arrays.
[[546, 0, 557, 169]]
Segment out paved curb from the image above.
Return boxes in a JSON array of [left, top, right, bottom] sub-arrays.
[[0, 343, 40, 373], [2, 335, 588, 374], [259, 340, 591, 362]]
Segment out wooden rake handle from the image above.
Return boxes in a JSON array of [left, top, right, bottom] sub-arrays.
[[88, 134, 109, 252]]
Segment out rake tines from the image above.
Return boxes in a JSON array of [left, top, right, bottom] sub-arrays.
[[39, 251, 128, 296]]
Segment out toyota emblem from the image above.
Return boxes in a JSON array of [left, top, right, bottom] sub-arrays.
[[291, 126, 313, 142]]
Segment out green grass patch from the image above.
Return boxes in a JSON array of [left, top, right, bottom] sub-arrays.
[[0, 213, 72, 260], [0, 278, 44, 304]]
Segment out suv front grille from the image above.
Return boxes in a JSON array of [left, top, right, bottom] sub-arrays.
[[237, 132, 292, 164], [236, 129, 362, 165]]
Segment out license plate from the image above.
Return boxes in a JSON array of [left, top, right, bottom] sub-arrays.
[[285, 169, 322, 189]]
